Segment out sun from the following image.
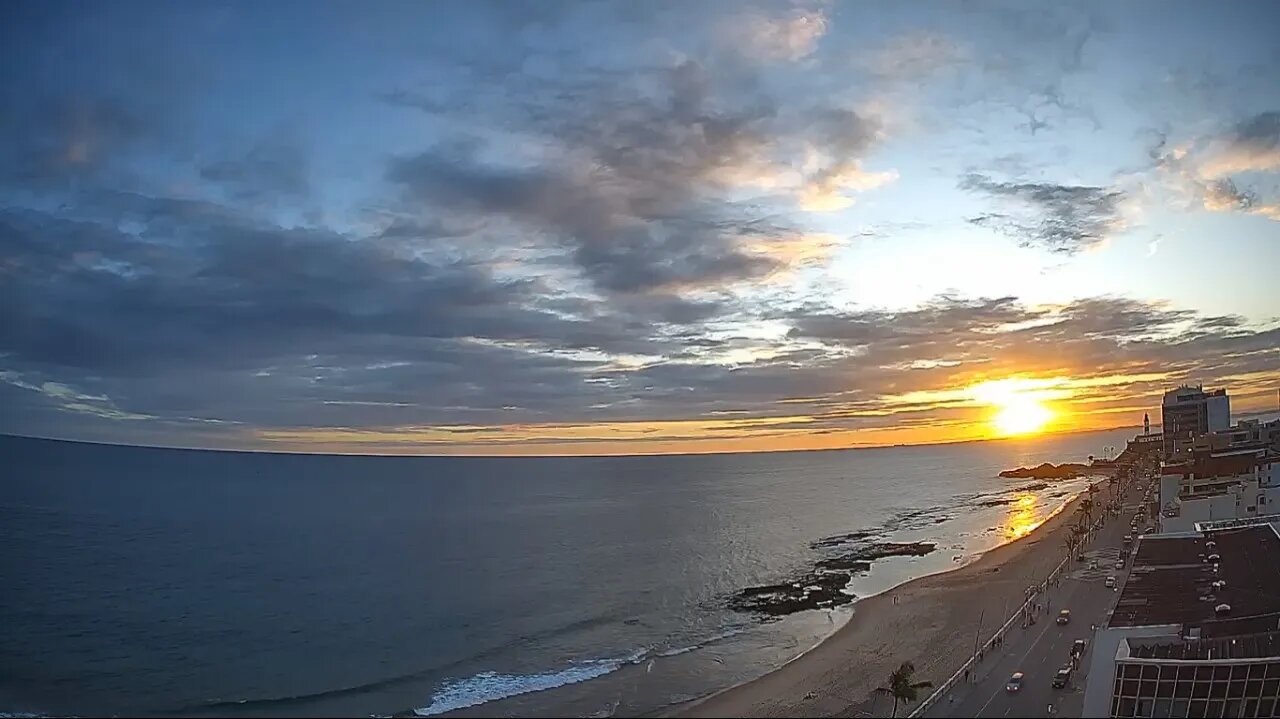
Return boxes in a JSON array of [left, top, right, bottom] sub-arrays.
[[967, 377, 1058, 437], [993, 398, 1054, 436]]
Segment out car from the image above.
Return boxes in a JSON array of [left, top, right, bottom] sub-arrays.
[[1072, 639, 1088, 657], [1052, 666, 1073, 688], [1006, 672, 1024, 693], [1089, 560, 1099, 570], [1057, 609, 1071, 625], [1116, 558, 1126, 569], [1105, 575, 1116, 588]]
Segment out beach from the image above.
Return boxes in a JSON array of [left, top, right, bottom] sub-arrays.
[[675, 487, 1101, 718]]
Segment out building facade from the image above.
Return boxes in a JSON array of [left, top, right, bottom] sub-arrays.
[[1107, 648, 1280, 718], [1157, 448, 1279, 533], [1162, 386, 1231, 461]]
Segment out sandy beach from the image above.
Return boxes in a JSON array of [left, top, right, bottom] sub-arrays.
[[674, 488, 1101, 718]]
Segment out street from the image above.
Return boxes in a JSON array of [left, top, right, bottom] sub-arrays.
[[925, 468, 1155, 718]]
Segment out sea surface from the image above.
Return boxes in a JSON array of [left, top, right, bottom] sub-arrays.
[[0, 428, 1136, 718]]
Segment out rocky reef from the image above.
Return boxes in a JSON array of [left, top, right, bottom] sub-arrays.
[[729, 541, 936, 617], [999, 462, 1091, 479]]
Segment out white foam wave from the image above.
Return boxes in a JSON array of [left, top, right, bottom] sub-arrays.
[[413, 651, 644, 717]]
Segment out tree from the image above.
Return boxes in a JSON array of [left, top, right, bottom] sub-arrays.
[[874, 661, 934, 718], [1077, 497, 1094, 527]]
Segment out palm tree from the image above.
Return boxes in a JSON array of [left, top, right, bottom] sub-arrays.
[[874, 661, 933, 718], [1077, 497, 1094, 527]]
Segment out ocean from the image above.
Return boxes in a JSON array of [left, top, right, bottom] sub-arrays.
[[0, 428, 1135, 718]]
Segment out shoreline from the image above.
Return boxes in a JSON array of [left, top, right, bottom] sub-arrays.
[[671, 485, 1100, 718]]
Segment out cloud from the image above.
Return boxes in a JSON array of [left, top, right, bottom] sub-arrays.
[[856, 32, 969, 84], [724, 7, 829, 61], [0, 370, 154, 421], [1201, 178, 1258, 212], [383, 57, 893, 297], [960, 174, 1127, 253], [799, 163, 898, 212], [1198, 111, 1280, 177], [200, 134, 311, 204], [1150, 113, 1280, 222]]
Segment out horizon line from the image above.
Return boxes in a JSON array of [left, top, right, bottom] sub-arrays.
[[1, 422, 1153, 460]]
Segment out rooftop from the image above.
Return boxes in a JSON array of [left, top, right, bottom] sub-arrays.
[[1129, 628, 1280, 660], [1163, 386, 1227, 404], [1107, 524, 1280, 629]]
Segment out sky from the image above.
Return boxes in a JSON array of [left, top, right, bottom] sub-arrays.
[[1, 0, 1278, 456]]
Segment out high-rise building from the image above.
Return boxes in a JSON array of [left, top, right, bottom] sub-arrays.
[[1162, 386, 1230, 461], [1081, 522, 1280, 718]]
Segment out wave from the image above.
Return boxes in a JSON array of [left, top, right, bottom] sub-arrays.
[[655, 627, 746, 657], [413, 649, 647, 717]]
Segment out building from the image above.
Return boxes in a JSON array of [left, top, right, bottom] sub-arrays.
[[1157, 448, 1280, 533], [1081, 522, 1280, 718], [1162, 386, 1231, 462], [1193, 419, 1280, 455]]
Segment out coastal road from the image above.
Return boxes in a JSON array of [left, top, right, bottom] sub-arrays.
[[928, 473, 1154, 718]]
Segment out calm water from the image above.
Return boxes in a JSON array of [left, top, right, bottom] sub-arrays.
[[0, 429, 1134, 718]]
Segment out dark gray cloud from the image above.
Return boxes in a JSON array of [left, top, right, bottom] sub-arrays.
[[960, 173, 1126, 253], [383, 59, 799, 298], [1231, 111, 1280, 154], [200, 136, 311, 204], [0, 195, 726, 434]]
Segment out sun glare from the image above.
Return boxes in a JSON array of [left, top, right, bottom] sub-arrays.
[[993, 399, 1054, 436], [968, 377, 1057, 437]]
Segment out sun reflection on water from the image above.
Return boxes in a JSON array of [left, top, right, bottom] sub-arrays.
[[1005, 493, 1046, 539]]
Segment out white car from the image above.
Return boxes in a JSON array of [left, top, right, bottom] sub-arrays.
[[1105, 576, 1116, 588]]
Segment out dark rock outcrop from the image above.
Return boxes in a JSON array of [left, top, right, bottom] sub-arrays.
[[729, 572, 857, 615], [730, 542, 937, 617], [999, 462, 1091, 479]]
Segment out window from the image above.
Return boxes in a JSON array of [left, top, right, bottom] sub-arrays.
[[1157, 680, 1175, 698], [1144, 664, 1161, 680]]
